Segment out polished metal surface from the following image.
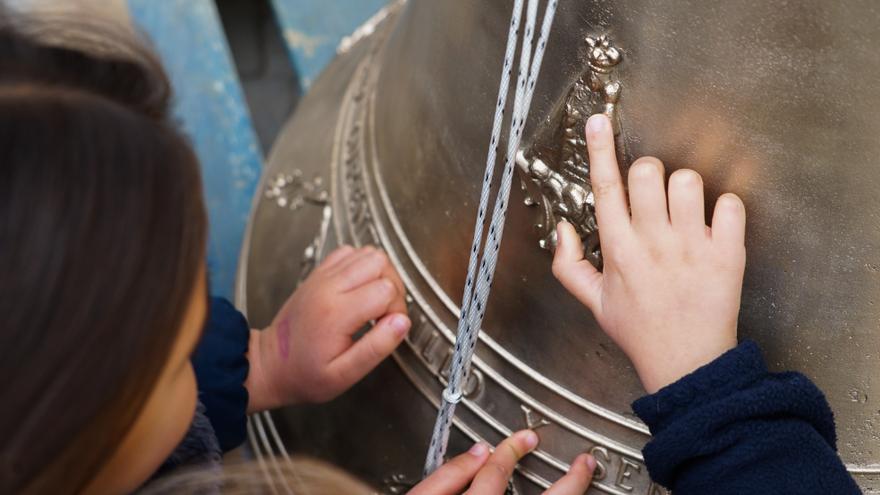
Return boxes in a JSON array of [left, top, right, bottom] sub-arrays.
[[238, 1, 880, 493]]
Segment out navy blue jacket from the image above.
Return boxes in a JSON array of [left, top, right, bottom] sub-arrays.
[[633, 340, 861, 494], [190, 299, 861, 493], [191, 297, 250, 452]]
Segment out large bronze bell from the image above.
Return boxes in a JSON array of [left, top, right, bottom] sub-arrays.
[[237, 1, 880, 492]]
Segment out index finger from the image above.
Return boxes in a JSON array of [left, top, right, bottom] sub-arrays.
[[465, 430, 538, 494], [585, 114, 630, 240], [378, 260, 407, 315], [314, 245, 356, 273]]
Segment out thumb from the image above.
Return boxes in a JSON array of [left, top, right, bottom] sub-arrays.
[[552, 221, 603, 315], [409, 443, 491, 495], [328, 313, 410, 389]]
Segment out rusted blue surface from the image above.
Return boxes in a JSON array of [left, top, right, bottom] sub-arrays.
[[125, 0, 386, 298], [128, 0, 264, 299], [269, 0, 388, 89]]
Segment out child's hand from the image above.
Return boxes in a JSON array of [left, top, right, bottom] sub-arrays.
[[552, 114, 746, 393], [410, 430, 595, 494], [247, 246, 409, 409]]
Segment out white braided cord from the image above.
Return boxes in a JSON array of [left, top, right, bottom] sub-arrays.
[[423, 0, 558, 476]]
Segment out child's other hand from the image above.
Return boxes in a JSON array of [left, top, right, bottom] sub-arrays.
[[552, 114, 746, 393], [410, 430, 595, 495], [248, 246, 409, 409]]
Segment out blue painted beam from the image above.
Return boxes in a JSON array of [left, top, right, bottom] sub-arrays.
[[269, 0, 388, 89], [128, 0, 264, 299]]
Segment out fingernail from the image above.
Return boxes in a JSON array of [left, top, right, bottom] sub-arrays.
[[584, 454, 597, 471], [468, 442, 488, 457], [587, 114, 608, 134], [555, 222, 565, 246], [570, 454, 588, 471], [390, 314, 411, 337], [522, 430, 539, 450], [556, 219, 569, 239]]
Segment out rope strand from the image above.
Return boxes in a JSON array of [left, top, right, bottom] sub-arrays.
[[423, 0, 557, 476]]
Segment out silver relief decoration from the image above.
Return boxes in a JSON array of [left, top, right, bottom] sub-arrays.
[[584, 35, 623, 134], [262, 169, 333, 281], [381, 473, 418, 494], [264, 170, 329, 210], [298, 205, 333, 283], [517, 34, 623, 265]]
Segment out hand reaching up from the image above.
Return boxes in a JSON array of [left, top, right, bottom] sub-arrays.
[[552, 114, 747, 393]]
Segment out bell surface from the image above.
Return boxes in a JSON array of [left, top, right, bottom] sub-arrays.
[[238, 1, 880, 493]]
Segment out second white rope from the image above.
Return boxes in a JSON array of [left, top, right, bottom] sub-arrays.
[[423, 0, 558, 476]]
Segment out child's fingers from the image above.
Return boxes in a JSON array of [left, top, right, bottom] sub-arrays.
[[668, 169, 707, 238], [628, 157, 669, 234], [328, 313, 410, 387], [552, 222, 603, 315], [585, 114, 630, 243], [326, 245, 376, 276], [332, 247, 388, 291], [343, 278, 399, 328], [377, 260, 407, 315], [409, 443, 491, 495], [333, 249, 406, 309], [543, 454, 596, 495], [464, 430, 538, 494], [326, 245, 406, 310], [711, 193, 746, 249], [553, 221, 586, 265], [315, 245, 356, 273]]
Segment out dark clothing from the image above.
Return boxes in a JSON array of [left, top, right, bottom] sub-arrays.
[[152, 401, 222, 479], [191, 297, 251, 453], [633, 340, 861, 494]]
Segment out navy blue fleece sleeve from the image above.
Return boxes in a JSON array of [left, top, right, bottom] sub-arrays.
[[632, 340, 860, 494], [191, 297, 250, 452]]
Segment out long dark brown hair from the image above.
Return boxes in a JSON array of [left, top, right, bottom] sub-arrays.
[[0, 8, 208, 493]]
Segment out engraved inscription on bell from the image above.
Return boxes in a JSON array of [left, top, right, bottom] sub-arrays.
[[520, 404, 552, 431]]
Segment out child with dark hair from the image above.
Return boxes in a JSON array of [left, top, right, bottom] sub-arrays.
[[0, 8, 412, 493], [0, 7, 862, 495]]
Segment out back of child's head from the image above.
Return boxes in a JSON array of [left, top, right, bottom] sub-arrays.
[[0, 7, 208, 493], [140, 456, 375, 495]]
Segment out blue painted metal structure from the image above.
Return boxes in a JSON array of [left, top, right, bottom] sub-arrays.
[[128, 0, 264, 299], [124, 0, 387, 298], [269, 0, 388, 89]]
